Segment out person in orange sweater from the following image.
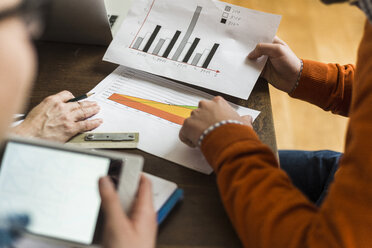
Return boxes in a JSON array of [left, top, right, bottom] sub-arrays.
[[180, 0, 372, 247]]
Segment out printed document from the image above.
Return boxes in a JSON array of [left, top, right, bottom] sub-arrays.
[[104, 0, 281, 99], [87, 67, 260, 174]]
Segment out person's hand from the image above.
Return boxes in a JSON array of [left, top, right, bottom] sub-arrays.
[[248, 36, 302, 93], [12, 91, 102, 142], [99, 175, 157, 248], [179, 96, 253, 148]]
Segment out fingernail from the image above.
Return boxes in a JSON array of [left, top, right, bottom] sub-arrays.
[[100, 177, 111, 189], [98, 118, 103, 123]]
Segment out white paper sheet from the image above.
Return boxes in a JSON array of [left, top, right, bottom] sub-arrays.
[[104, 0, 281, 99], [87, 66, 260, 174], [144, 173, 177, 211]]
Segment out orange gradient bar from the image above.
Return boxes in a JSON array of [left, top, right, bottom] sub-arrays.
[[108, 93, 186, 125]]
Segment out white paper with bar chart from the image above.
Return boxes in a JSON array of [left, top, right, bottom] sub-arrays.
[[104, 0, 281, 99]]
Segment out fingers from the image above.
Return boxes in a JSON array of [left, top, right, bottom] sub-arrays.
[[213, 96, 236, 114], [99, 177, 130, 232], [131, 175, 156, 229], [273, 36, 286, 45], [213, 96, 228, 106], [75, 118, 103, 133], [248, 43, 282, 60], [55, 90, 75, 102], [179, 130, 196, 148], [43, 91, 74, 106], [199, 96, 225, 106], [71, 101, 100, 121], [213, 96, 224, 102], [241, 115, 253, 127], [70, 101, 98, 111], [180, 96, 231, 148], [198, 100, 210, 108], [179, 117, 199, 148], [198, 97, 225, 109], [248, 36, 287, 60]]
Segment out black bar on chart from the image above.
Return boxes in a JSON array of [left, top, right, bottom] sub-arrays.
[[172, 6, 202, 61], [143, 25, 161, 53], [133, 37, 144, 49], [162, 30, 181, 58], [202, 43, 220, 68], [191, 53, 202, 66], [183, 38, 200, 63], [153, 39, 166, 55]]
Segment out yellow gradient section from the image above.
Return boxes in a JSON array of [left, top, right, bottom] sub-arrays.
[[122, 95, 194, 118]]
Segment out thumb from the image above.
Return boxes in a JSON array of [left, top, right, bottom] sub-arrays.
[[241, 115, 253, 127], [99, 177, 130, 232], [248, 43, 282, 60]]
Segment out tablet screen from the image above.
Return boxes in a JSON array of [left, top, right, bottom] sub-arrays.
[[0, 141, 112, 245]]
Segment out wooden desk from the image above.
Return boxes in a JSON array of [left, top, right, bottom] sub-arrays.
[[30, 42, 277, 248]]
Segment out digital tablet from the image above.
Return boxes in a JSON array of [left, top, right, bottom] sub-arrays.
[[0, 137, 143, 247]]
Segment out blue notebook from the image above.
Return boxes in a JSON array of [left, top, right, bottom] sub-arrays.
[[143, 173, 183, 224]]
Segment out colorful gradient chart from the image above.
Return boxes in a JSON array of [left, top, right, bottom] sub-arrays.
[[108, 93, 197, 125]]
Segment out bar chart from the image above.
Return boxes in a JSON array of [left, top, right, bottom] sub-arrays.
[[104, 0, 282, 99], [129, 5, 220, 72]]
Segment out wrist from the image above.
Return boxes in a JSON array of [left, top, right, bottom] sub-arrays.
[[198, 120, 246, 147], [200, 123, 260, 173], [288, 59, 304, 94], [11, 120, 39, 138]]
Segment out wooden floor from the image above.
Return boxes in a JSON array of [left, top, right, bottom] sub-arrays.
[[226, 0, 366, 152]]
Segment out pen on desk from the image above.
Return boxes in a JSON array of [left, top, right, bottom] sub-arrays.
[[67, 92, 95, 103]]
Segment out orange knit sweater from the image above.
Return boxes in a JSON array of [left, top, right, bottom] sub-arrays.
[[201, 21, 372, 248]]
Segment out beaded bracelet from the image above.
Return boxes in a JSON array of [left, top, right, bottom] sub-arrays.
[[289, 59, 304, 94], [197, 120, 245, 147]]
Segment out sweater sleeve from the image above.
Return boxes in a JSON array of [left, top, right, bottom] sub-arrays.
[[201, 125, 327, 248], [289, 60, 354, 117], [199, 21, 372, 248], [201, 122, 371, 247]]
